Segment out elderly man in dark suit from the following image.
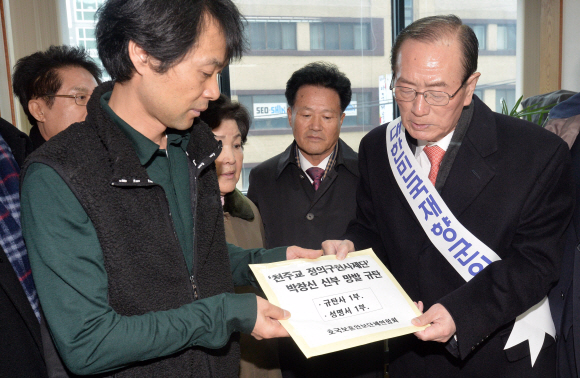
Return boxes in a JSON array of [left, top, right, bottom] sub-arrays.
[[248, 62, 384, 377], [323, 15, 574, 378]]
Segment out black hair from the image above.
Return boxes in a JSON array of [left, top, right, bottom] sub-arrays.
[[285, 61, 352, 112], [200, 94, 251, 145], [12, 45, 102, 127], [390, 14, 478, 84], [95, 0, 247, 82]]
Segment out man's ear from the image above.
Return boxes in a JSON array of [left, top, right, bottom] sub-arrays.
[[28, 99, 45, 123], [128, 40, 151, 76], [287, 106, 293, 128], [463, 72, 481, 106]]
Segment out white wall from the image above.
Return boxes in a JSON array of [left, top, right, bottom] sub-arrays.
[[561, 0, 580, 92]]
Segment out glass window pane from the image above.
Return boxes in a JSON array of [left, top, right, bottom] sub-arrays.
[[250, 22, 266, 50], [85, 40, 97, 50], [497, 25, 507, 50], [266, 23, 282, 49], [404, 0, 413, 26], [280, 23, 296, 50], [497, 25, 516, 50], [354, 23, 370, 50], [78, 28, 84, 38], [224, 0, 517, 187], [470, 25, 486, 50], [496, 88, 516, 112], [507, 25, 516, 50], [340, 23, 354, 50], [310, 23, 324, 50], [325, 23, 339, 50]]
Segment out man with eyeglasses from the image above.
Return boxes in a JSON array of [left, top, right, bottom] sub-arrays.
[[323, 15, 573, 378], [12, 45, 101, 149]]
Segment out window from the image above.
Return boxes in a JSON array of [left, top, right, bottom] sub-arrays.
[[497, 24, 516, 50], [468, 24, 487, 50], [77, 27, 96, 51], [496, 88, 516, 112], [238, 94, 289, 130], [238, 91, 376, 132], [310, 22, 370, 50], [74, 0, 104, 22], [248, 22, 297, 50], [404, 0, 413, 27], [342, 92, 375, 127]]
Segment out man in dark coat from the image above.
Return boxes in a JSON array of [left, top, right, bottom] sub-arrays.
[[247, 62, 384, 378], [324, 15, 573, 378]]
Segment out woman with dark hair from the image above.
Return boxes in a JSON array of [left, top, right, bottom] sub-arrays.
[[200, 94, 282, 378]]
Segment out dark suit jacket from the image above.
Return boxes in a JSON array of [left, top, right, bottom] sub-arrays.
[[344, 97, 574, 378], [0, 247, 48, 378], [248, 139, 385, 378], [0, 118, 48, 377], [549, 125, 580, 378], [0, 117, 33, 168], [247, 138, 359, 250]]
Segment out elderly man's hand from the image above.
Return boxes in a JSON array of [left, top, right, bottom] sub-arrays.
[[412, 303, 456, 343], [321, 239, 354, 260], [251, 296, 290, 340], [286, 246, 322, 260]]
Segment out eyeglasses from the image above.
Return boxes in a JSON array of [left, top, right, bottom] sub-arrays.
[[390, 79, 467, 106], [43, 93, 91, 106]]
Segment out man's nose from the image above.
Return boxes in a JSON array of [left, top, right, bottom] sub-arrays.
[[411, 93, 430, 116], [310, 115, 323, 130], [205, 75, 221, 101]]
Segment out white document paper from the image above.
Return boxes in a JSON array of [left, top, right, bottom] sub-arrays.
[[249, 249, 426, 358]]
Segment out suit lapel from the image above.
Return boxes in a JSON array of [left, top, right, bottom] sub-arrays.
[[387, 98, 498, 228], [307, 168, 337, 211], [440, 98, 498, 218]]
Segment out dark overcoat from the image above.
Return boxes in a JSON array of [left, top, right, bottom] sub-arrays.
[[247, 139, 385, 378], [344, 96, 574, 378], [247, 138, 359, 250]]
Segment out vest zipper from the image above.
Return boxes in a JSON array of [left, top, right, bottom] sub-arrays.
[[188, 141, 221, 301], [190, 174, 199, 300], [162, 190, 197, 301]]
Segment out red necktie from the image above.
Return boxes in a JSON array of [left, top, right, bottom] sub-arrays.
[[306, 167, 324, 191], [423, 145, 445, 186]]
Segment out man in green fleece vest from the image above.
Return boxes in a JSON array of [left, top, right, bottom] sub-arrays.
[[20, 0, 321, 376]]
